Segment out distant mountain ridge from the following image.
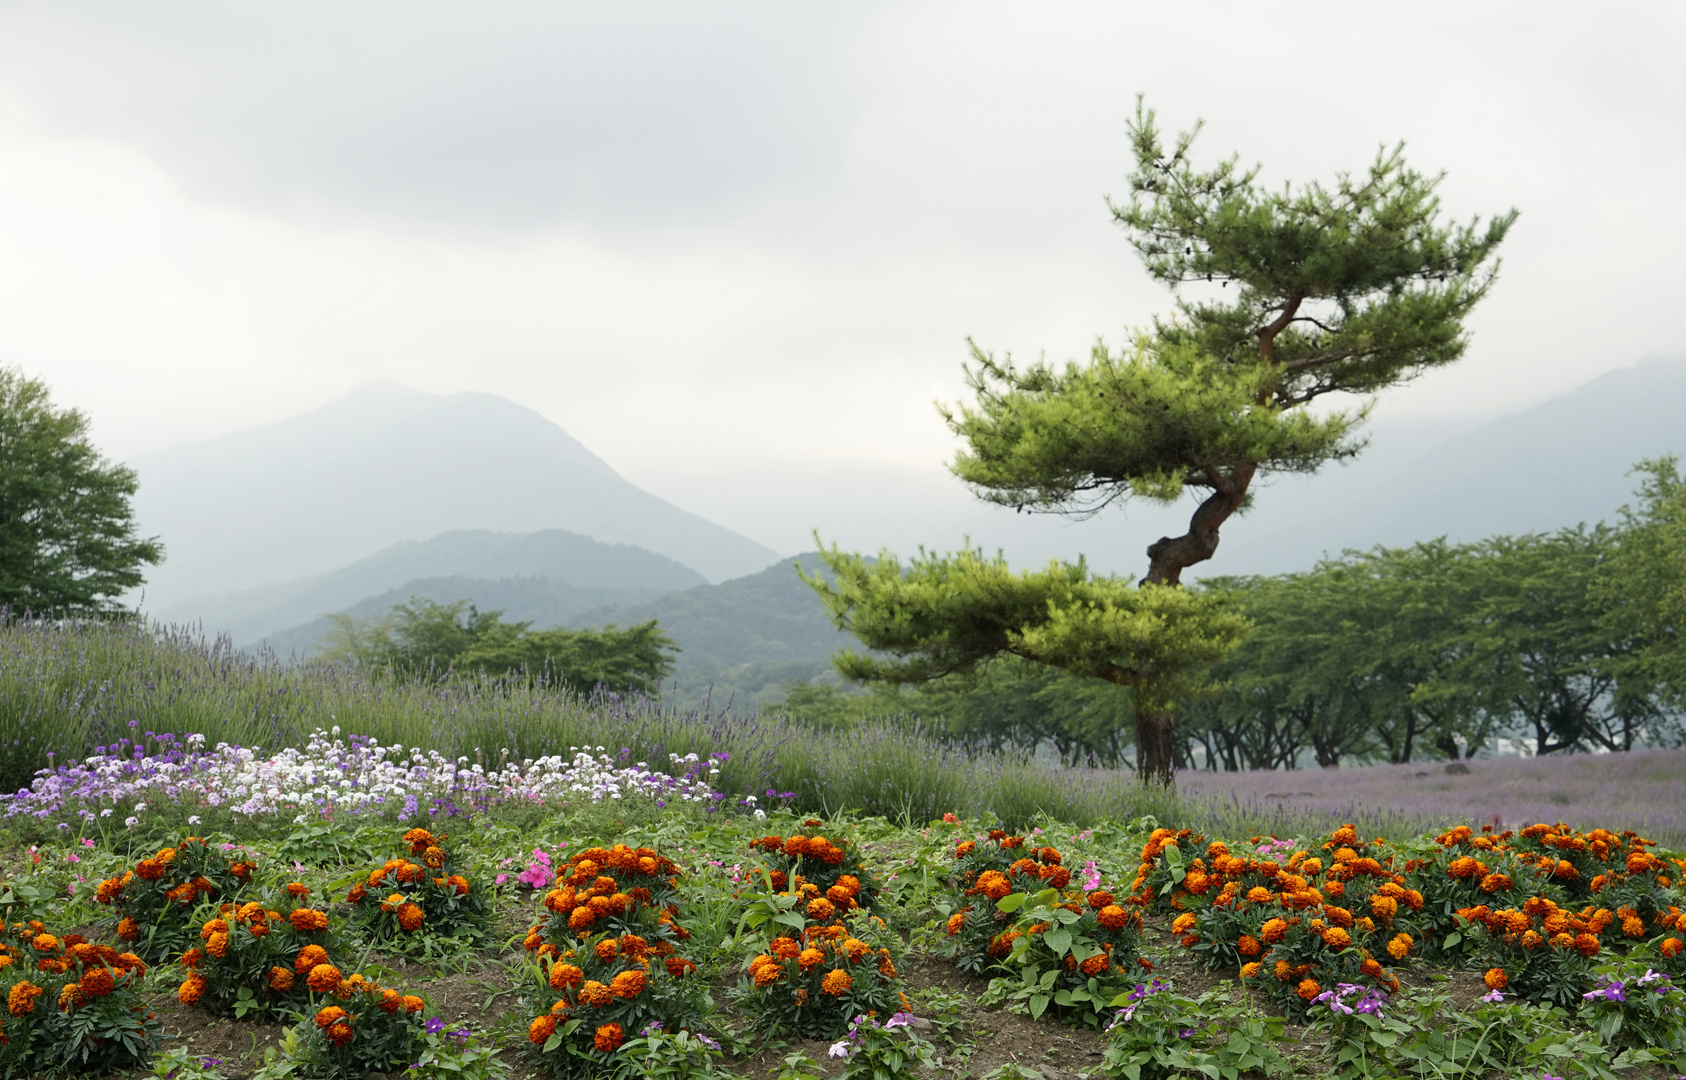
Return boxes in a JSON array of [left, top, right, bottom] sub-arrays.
[[157, 528, 705, 646], [1225, 353, 1686, 573], [130, 381, 781, 608]]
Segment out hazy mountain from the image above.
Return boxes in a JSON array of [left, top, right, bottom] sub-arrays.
[[156, 528, 705, 647], [129, 381, 781, 606], [264, 553, 851, 709], [1224, 353, 1686, 574]]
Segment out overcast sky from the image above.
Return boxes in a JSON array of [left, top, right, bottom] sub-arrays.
[[1, 2, 1683, 554]]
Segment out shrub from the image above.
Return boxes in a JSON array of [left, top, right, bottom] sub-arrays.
[[93, 836, 257, 961], [175, 884, 346, 1018], [0, 923, 160, 1076], [1140, 827, 1416, 1020], [746, 823, 880, 909], [251, 976, 428, 1079], [344, 828, 490, 952], [738, 910, 907, 1040], [521, 930, 706, 1078], [522, 844, 691, 959]]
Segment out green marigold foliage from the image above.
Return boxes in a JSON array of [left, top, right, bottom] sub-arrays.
[[746, 827, 880, 912], [175, 883, 347, 1019], [521, 930, 706, 1078], [944, 832, 1145, 1023], [0, 925, 160, 1077], [259, 980, 429, 1080], [739, 909, 906, 1040], [92, 836, 259, 963], [344, 829, 490, 950]]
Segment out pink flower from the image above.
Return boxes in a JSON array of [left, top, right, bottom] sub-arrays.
[[1082, 860, 1102, 892]]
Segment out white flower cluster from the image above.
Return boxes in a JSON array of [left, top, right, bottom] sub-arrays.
[[4, 728, 724, 827]]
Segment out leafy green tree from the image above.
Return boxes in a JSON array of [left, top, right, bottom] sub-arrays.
[[1601, 457, 1686, 708], [809, 102, 1514, 781], [1470, 527, 1667, 754], [321, 597, 678, 696], [0, 367, 163, 614]]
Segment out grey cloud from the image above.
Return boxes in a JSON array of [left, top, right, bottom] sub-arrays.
[[0, 1, 880, 226]]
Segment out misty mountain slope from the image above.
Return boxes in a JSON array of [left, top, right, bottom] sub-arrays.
[[263, 553, 853, 707], [1221, 354, 1686, 572], [130, 381, 781, 605], [156, 528, 705, 646], [256, 574, 672, 659]]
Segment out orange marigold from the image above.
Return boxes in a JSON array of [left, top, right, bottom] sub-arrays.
[[594, 1022, 625, 1053], [314, 1005, 348, 1029], [294, 945, 329, 974], [268, 966, 295, 992], [289, 909, 329, 933], [397, 903, 425, 932], [820, 968, 852, 996], [529, 1014, 558, 1044], [177, 973, 207, 1006], [1261, 918, 1289, 944], [578, 980, 613, 1008], [1386, 933, 1412, 960], [1297, 978, 1321, 1001], [1484, 967, 1508, 991], [7, 981, 42, 1016], [609, 970, 646, 999], [306, 963, 343, 993]]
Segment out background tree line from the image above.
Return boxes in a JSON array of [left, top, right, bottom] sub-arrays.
[[319, 597, 678, 696], [782, 457, 1686, 771]]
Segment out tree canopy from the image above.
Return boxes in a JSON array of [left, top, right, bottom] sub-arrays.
[[0, 367, 163, 615], [809, 102, 1515, 781], [320, 597, 679, 697]]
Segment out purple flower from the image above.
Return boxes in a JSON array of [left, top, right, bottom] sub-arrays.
[[424, 1016, 446, 1034]]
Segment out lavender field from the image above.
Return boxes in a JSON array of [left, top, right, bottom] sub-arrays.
[[1179, 749, 1686, 846]]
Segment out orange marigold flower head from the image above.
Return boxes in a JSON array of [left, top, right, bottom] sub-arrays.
[[594, 1022, 625, 1053], [821, 968, 852, 996], [1171, 913, 1196, 935], [294, 945, 329, 974], [1088, 890, 1114, 909], [286, 882, 309, 898], [314, 1005, 347, 1029], [806, 897, 836, 922], [206, 932, 230, 959], [403, 828, 436, 853], [1573, 932, 1600, 957], [568, 907, 596, 932], [1261, 918, 1290, 944], [797, 947, 825, 971], [1246, 886, 1274, 904], [79, 966, 116, 998], [1370, 895, 1399, 920], [1240, 962, 1261, 979], [306, 963, 342, 992], [1323, 927, 1352, 949], [289, 908, 329, 933], [326, 1020, 353, 1047], [31, 933, 59, 953], [529, 1014, 557, 1044], [771, 937, 801, 959], [177, 974, 207, 1006], [578, 980, 613, 1008], [1386, 934, 1412, 960], [1237, 935, 1263, 957], [1297, 978, 1321, 1001], [1484, 967, 1508, 991], [7, 981, 42, 1016], [665, 955, 697, 979], [549, 962, 584, 990], [180, 946, 204, 969], [1097, 905, 1131, 930], [404, 995, 425, 1013], [1621, 915, 1646, 938], [268, 966, 295, 992], [1273, 959, 1292, 981], [609, 970, 646, 999]]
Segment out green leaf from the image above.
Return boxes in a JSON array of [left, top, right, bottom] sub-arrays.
[[1044, 928, 1073, 956], [1442, 932, 1461, 948], [1029, 993, 1050, 1019], [997, 892, 1028, 913]]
